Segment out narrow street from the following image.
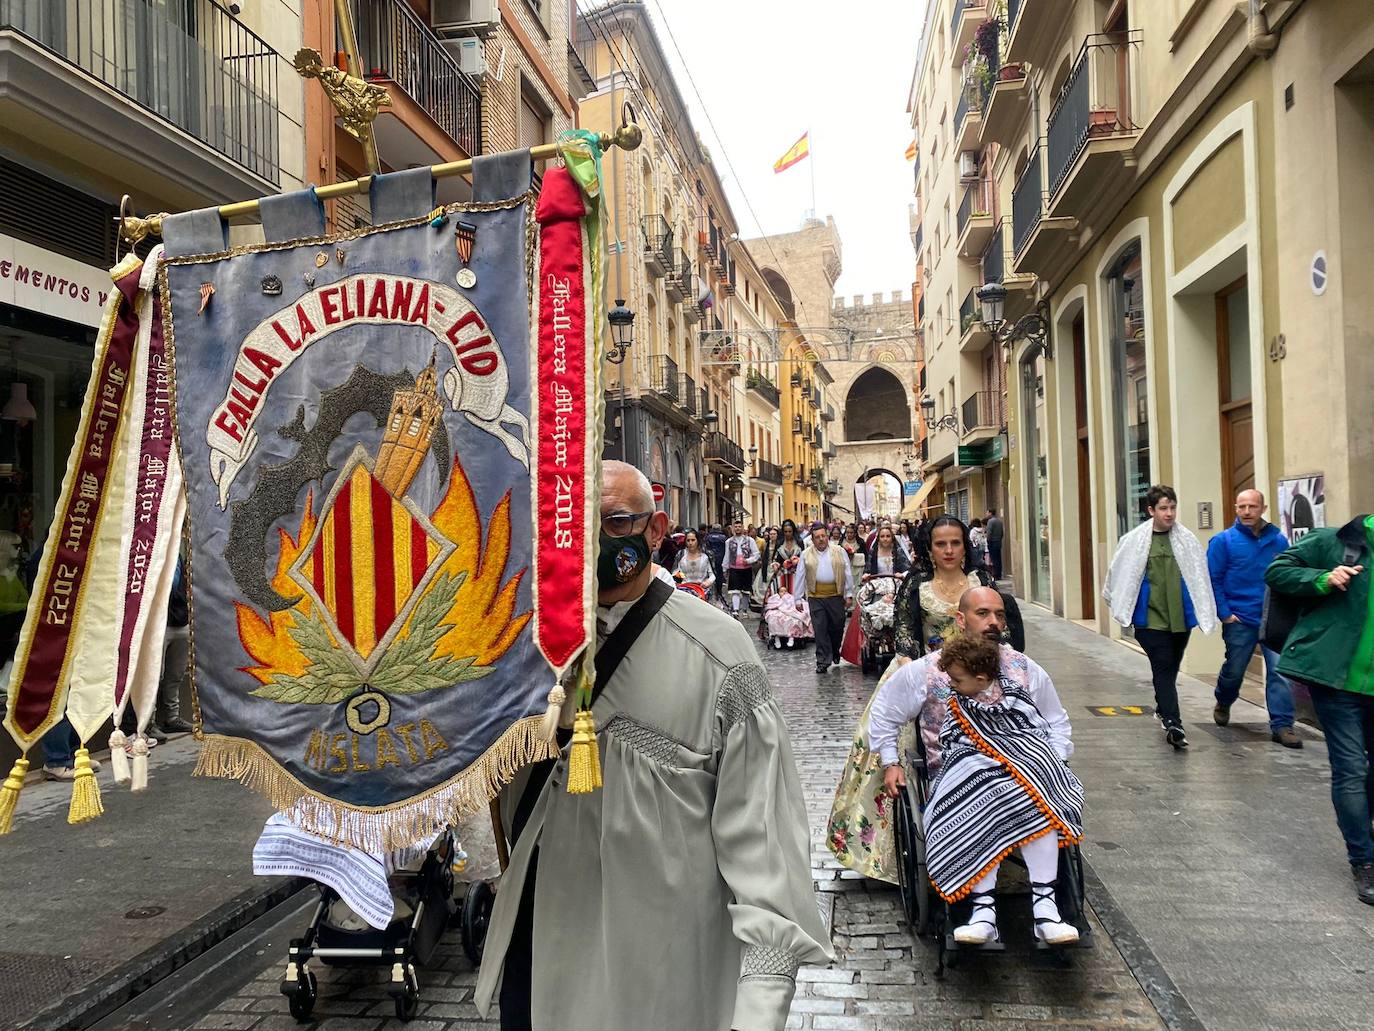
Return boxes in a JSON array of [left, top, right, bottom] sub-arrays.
[[58, 599, 1371, 1031]]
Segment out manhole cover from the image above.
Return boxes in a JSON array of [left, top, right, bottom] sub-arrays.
[[125, 905, 167, 919], [0, 951, 106, 1024]]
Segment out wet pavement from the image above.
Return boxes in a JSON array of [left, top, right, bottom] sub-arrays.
[[13, 601, 1373, 1031]]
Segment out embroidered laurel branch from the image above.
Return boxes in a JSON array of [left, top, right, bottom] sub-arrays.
[[248, 571, 491, 704]]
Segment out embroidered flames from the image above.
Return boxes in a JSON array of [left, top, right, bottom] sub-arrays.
[[234, 446, 530, 703]]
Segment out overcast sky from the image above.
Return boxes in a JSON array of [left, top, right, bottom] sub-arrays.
[[643, 0, 925, 301]]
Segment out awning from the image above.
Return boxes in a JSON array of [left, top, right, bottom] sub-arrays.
[[900, 474, 941, 520]]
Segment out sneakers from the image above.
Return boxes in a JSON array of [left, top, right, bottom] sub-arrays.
[[1212, 703, 1230, 726], [1272, 726, 1303, 749], [1164, 724, 1188, 749], [42, 756, 101, 781], [952, 892, 1000, 945], [1354, 864, 1374, 906]]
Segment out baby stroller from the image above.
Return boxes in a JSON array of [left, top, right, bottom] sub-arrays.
[[856, 574, 902, 675], [890, 734, 1092, 975], [759, 568, 813, 650], [276, 829, 461, 1021]]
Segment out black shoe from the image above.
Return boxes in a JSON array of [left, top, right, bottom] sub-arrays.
[[1354, 864, 1374, 906], [1164, 724, 1188, 749], [1212, 704, 1230, 726], [146, 724, 169, 744], [161, 716, 195, 734]]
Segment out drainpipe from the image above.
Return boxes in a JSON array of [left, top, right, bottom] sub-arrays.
[[1246, 0, 1279, 58]]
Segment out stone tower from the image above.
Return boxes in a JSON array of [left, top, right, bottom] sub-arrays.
[[374, 355, 442, 498]]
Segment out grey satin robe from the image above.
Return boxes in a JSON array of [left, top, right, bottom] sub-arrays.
[[475, 588, 832, 1030]]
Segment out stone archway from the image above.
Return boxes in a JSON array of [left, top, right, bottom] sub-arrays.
[[844, 366, 911, 441]]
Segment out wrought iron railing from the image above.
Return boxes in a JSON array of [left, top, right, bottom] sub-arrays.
[[641, 214, 673, 267], [1007, 0, 1022, 36], [680, 373, 697, 415], [665, 247, 691, 299], [746, 371, 780, 407], [960, 288, 980, 335], [354, 0, 481, 156], [650, 354, 680, 402], [957, 176, 992, 238], [1046, 31, 1143, 197], [0, 0, 281, 181], [822, 402, 835, 423], [755, 459, 783, 485], [1012, 141, 1043, 255], [809, 385, 821, 409], [705, 432, 744, 471], [954, 89, 970, 139], [961, 390, 998, 432], [982, 220, 1006, 286]]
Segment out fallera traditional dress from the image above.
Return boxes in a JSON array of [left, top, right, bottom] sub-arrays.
[[475, 583, 831, 1031]]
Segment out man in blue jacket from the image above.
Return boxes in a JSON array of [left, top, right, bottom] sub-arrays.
[[1207, 490, 1299, 747]]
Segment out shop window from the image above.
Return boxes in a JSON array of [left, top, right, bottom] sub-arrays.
[[1106, 241, 1149, 536]]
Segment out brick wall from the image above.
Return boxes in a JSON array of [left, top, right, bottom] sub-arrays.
[[481, 0, 573, 154]]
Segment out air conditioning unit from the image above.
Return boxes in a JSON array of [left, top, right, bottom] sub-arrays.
[[958, 151, 978, 180], [441, 36, 487, 77], [432, 0, 499, 36]]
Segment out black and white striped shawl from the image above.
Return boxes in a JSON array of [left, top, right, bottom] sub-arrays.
[[924, 680, 1084, 902]]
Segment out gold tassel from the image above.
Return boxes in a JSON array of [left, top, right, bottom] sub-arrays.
[[565, 709, 603, 794], [0, 756, 29, 835], [67, 747, 104, 825]]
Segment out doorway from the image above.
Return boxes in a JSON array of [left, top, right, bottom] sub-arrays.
[[1216, 276, 1254, 500], [1072, 313, 1095, 620], [1021, 352, 1050, 606]]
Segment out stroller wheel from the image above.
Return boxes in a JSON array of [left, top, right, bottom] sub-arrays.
[[394, 985, 419, 1022], [460, 880, 497, 966], [285, 969, 317, 1021]]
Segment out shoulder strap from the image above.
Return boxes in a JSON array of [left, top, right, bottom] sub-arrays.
[[509, 576, 674, 845]]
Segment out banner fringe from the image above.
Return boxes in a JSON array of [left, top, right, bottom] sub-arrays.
[[0, 756, 29, 834], [193, 716, 558, 853]]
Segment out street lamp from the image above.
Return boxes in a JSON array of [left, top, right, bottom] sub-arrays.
[[976, 282, 1051, 362], [748, 444, 758, 470], [606, 299, 635, 364], [920, 393, 959, 433]]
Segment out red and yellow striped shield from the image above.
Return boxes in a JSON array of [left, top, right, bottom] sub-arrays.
[[294, 462, 447, 662]]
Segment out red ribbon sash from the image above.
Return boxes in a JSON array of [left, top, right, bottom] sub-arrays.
[[6, 262, 142, 740], [532, 168, 591, 675]]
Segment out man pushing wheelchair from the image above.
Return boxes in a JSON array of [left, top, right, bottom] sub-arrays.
[[868, 588, 1085, 947]]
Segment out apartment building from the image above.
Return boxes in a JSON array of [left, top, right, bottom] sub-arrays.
[[923, 0, 1373, 675], [909, 0, 1011, 535]]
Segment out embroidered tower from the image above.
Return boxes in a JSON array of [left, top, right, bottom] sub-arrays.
[[375, 355, 441, 497]]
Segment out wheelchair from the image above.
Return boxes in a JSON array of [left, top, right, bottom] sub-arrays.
[[890, 734, 1092, 974]]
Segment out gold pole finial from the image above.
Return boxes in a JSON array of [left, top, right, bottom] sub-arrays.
[[295, 46, 390, 174]]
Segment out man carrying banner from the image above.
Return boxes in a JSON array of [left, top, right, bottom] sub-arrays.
[[478, 460, 830, 1031]]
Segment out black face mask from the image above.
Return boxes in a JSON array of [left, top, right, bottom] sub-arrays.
[[597, 531, 651, 591]]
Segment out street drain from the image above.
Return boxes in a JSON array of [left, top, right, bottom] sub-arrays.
[[124, 905, 167, 919]]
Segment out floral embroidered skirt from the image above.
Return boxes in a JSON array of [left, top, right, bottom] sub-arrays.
[[825, 657, 915, 884]]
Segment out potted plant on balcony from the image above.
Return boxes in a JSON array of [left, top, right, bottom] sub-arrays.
[[974, 18, 1000, 65], [1089, 108, 1121, 136], [998, 61, 1025, 82]]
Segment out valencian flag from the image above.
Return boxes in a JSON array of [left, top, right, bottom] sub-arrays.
[[905, 139, 919, 161], [0, 142, 606, 848], [773, 131, 810, 173]]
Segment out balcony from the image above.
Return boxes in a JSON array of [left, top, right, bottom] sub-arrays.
[[792, 415, 804, 435], [1046, 32, 1144, 219], [983, 219, 1037, 319], [824, 479, 840, 496], [720, 256, 737, 296], [649, 354, 680, 403], [642, 214, 673, 278], [956, 176, 995, 258], [812, 427, 824, 448], [809, 384, 821, 409], [682, 286, 703, 325], [355, 0, 482, 163], [960, 390, 1000, 445], [746, 370, 780, 407], [679, 373, 698, 416], [950, 0, 987, 68], [664, 248, 690, 303], [913, 222, 924, 255], [825, 444, 837, 460], [958, 288, 991, 353], [953, 86, 981, 155], [698, 214, 718, 260], [700, 329, 740, 376], [979, 25, 1030, 149], [0, 0, 281, 200], [822, 402, 835, 423], [1006, 0, 1075, 70], [1011, 141, 1074, 276], [705, 431, 745, 473], [755, 459, 784, 486]]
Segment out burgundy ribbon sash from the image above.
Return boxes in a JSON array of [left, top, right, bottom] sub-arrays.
[[532, 168, 592, 675]]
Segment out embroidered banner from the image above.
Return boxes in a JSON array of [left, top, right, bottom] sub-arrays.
[[159, 166, 586, 851]]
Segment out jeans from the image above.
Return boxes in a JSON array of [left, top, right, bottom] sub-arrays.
[[1134, 627, 1190, 728], [988, 539, 1003, 580], [158, 627, 190, 724], [1304, 681, 1374, 866], [39, 717, 77, 768], [809, 596, 846, 671], [1214, 620, 1295, 732]]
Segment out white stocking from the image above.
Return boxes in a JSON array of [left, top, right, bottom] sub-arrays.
[[1023, 832, 1063, 922]]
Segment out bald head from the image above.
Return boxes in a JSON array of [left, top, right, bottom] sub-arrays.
[[956, 586, 1007, 643], [1234, 488, 1267, 529], [602, 460, 654, 513]]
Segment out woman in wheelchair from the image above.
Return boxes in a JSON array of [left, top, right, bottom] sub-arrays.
[[870, 618, 1084, 947]]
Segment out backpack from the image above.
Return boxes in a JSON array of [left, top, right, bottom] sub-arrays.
[[1259, 539, 1359, 653]]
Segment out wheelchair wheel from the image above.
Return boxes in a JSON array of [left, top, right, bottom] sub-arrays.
[[1056, 844, 1087, 932], [460, 880, 496, 966], [892, 789, 931, 937]]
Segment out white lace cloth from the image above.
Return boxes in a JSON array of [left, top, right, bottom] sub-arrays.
[[1102, 520, 1218, 633]]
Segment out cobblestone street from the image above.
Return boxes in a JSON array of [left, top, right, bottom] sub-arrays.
[[158, 610, 1173, 1031]]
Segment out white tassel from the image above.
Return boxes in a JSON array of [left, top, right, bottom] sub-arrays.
[[130, 737, 149, 792], [539, 681, 566, 742], [109, 730, 131, 786]]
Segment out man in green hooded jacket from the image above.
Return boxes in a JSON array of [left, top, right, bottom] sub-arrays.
[[1265, 514, 1373, 905]]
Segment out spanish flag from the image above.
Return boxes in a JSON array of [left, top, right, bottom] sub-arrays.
[[905, 139, 919, 161], [773, 132, 810, 174]]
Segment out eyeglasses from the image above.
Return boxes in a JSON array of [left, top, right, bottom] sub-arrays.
[[601, 509, 655, 537]]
